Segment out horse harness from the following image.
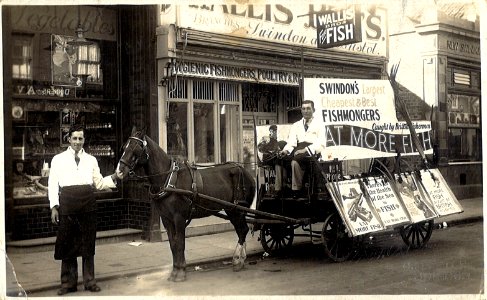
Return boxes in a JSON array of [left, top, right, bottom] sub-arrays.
[[124, 135, 248, 217]]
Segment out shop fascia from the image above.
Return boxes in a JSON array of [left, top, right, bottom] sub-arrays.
[[167, 60, 332, 85]]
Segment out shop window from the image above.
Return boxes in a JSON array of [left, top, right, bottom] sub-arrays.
[[12, 34, 33, 80], [167, 102, 188, 160], [242, 83, 278, 112], [193, 80, 214, 100], [166, 79, 241, 163], [194, 103, 215, 163], [219, 82, 241, 162], [448, 128, 480, 161], [167, 78, 188, 99]]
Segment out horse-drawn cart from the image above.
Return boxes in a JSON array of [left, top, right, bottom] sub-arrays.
[[116, 66, 463, 282]]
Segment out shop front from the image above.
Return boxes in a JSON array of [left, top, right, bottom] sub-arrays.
[[3, 5, 158, 241], [156, 3, 388, 177]]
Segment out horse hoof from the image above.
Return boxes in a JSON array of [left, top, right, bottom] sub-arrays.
[[173, 275, 186, 282], [232, 261, 245, 272]]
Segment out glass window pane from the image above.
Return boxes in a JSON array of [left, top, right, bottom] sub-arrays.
[[167, 102, 188, 160], [448, 128, 480, 161], [220, 104, 240, 162], [194, 103, 214, 163]]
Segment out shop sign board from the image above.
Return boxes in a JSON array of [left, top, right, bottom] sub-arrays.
[[10, 6, 117, 41], [326, 170, 462, 237], [304, 78, 433, 161], [172, 4, 387, 57], [316, 5, 362, 49]]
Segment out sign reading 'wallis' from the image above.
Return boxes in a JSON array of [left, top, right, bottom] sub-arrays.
[[316, 5, 362, 49]]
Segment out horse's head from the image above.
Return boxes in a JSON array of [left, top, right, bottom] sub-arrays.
[[117, 127, 149, 180]]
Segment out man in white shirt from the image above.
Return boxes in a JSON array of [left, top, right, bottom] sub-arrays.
[[49, 124, 121, 296], [280, 100, 326, 196]]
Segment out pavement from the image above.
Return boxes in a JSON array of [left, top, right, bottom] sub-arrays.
[[3, 197, 483, 296]]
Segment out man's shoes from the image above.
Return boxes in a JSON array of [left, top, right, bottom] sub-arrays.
[[57, 287, 77, 295], [85, 284, 101, 292]]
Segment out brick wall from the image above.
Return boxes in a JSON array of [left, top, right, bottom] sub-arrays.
[[11, 198, 151, 241]]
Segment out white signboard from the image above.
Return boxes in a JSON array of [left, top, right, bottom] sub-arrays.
[[418, 169, 463, 216], [170, 4, 387, 57], [304, 78, 434, 161], [327, 179, 384, 236], [361, 177, 410, 228], [393, 173, 437, 223]]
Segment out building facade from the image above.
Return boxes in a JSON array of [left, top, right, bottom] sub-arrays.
[[155, 4, 389, 177], [388, 1, 481, 199]]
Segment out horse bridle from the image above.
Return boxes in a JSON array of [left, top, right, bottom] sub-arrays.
[[119, 136, 149, 174], [119, 135, 176, 179]]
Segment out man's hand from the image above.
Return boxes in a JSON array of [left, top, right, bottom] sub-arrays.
[[279, 149, 289, 157], [51, 206, 59, 225], [294, 148, 308, 156]]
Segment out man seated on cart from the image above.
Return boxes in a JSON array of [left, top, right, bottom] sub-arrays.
[[279, 100, 326, 197], [258, 124, 287, 191]]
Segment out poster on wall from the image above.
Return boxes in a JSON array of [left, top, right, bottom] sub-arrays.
[[51, 34, 81, 87], [393, 173, 437, 223], [360, 177, 410, 228], [326, 179, 384, 236], [417, 169, 463, 216]]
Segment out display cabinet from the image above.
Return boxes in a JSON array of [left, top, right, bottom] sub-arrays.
[[11, 100, 120, 203]]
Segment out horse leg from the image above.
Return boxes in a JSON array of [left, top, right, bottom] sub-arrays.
[[227, 211, 249, 271], [160, 217, 179, 281], [169, 214, 188, 282]]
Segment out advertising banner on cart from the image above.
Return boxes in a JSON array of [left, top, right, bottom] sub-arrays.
[[304, 78, 434, 161]]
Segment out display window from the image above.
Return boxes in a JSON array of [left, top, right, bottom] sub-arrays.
[[166, 79, 241, 164], [446, 65, 481, 162], [8, 6, 120, 202]]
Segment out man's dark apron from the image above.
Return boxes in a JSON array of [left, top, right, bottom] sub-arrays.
[[54, 185, 96, 260]]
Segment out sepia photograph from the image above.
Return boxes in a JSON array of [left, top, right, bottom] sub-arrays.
[[1, 0, 485, 298]]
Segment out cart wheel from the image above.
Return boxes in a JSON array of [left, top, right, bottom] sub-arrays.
[[260, 224, 294, 254], [322, 213, 354, 262], [400, 220, 434, 249]]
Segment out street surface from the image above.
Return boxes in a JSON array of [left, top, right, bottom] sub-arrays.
[[30, 222, 483, 297]]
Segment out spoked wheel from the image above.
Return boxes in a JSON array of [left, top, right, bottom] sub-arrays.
[[260, 224, 294, 254], [400, 219, 434, 249], [322, 212, 354, 262]]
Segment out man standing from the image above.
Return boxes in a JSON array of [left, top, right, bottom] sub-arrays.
[[49, 124, 120, 296], [280, 100, 325, 195]]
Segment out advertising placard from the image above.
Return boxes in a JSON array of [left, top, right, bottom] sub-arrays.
[[316, 5, 362, 49], [417, 169, 463, 216], [361, 177, 410, 228], [326, 179, 384, 236], [393, 173, 437, 223]]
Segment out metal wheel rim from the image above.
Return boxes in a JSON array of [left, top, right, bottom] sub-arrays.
[[322, 213, 354, 262], [260, 224, 294, 253], [400, 220, 434, 249]]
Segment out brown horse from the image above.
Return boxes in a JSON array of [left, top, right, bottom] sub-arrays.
[[116, 127, 255, 282]]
